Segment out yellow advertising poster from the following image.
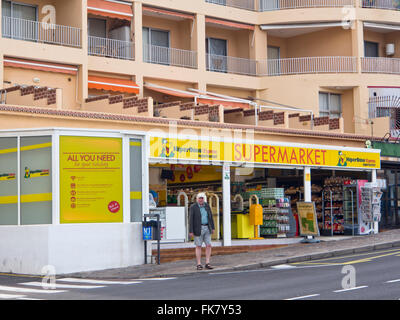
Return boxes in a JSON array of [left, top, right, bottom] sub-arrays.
[[149, 137, 380, 169], [296, 202, 319, 237], [60, 136, 123, 223]]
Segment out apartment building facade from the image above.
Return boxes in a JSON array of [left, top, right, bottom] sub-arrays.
[[0, 0, 397, 274]]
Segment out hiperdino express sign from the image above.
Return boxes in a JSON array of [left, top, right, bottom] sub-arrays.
[[149, 137, 380, 169]]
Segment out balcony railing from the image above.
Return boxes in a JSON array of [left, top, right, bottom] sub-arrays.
[[361, 57, 400, 74], [263, 56, 358, 76], [2, 16, 81, 48], [361, 0, 400, 10], [259, 0, 354, 10], [143, 44, 197, 69], [205, 0, 256, 11], [206, 54, 258, 76], [88, 36, 134, 60]]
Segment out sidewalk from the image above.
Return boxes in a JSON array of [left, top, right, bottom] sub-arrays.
[[66, 229, 400, 280]]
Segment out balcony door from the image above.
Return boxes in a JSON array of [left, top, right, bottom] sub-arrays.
[[364, 41, 379, 57], [267, 46, 280, 75], [2, 0, 37, 41], [206, 37, 227, 72], [143, 27, 170, 65]]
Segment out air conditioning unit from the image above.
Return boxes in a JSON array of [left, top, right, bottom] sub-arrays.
[[386, 43, 395, 56]]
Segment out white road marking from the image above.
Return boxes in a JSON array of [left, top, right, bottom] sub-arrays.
[[21, 281, 104, 289], [333, 286, 368, 293], [57, 278, 141, 285], [0, 293, 27, 299], [131, 277, 176, 281], [0, 285, 66, 294], [285, 294, 320, 300], [271, 264, 297, 270], [386, 279, 400, 283]]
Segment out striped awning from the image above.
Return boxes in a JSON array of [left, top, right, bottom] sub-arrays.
[[206, 17, 254, 30], [87, 0, 133, 21], [88, 75, 139, 94], [4, 57, 78, 75], [143, 6, 194, 20]]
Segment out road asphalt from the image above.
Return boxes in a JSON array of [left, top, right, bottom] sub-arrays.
[[66, 229, 400, 280]]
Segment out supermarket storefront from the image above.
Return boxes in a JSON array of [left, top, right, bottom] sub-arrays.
[[0, 128, 381, 274], [148, 134, 382, 245]]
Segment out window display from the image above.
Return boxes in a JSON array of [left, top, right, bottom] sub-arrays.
[[0, 137, 18, 225], [20, 136, 52, 225]]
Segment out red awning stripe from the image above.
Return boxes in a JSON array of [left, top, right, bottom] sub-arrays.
[[143, 6, 194, 20], [88, 0, 132, 20], [205, 17, 255, 30], [88, 75, 139, 94], [4, 58, 78, 75]]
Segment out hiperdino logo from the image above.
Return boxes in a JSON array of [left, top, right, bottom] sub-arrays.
[[159, 138, 175, 158], [337, 151, 348, 167]]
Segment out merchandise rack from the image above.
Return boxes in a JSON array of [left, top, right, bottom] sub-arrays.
[[321, 178, 345, 236], [260, 196, 291, 238]]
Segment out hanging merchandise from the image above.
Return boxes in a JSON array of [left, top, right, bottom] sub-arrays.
[[186, 166, 193, 179]]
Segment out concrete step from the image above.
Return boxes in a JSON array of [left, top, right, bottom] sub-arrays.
[[152, 244, 287, 263]]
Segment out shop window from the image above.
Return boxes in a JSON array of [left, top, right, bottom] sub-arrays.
[[0, 137, 18, 225], [20, 136, 52, 225], [130, 138, 143, 222], [319, 92, 342, 119]]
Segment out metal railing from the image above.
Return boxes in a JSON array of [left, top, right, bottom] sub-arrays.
[[361, 0, 400, 10], [205, 0, 256, 11], [361, 57, 400, 74], [263, 56, 358, 76], [206, 54, 258, 76], [259, 0, 354, 10], [2, 16, 81, 48], [88, 36, 134, 60], [368, 96, 400, 135], [143, 44, 197, 69]]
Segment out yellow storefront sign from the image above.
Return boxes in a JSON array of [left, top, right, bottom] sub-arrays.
[[60, 136, 123, 224], [150, 137, 380, 169]]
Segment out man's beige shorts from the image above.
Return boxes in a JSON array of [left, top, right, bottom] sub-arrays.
[[194, 225, 212, 247]]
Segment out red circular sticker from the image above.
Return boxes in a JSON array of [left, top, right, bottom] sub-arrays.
[[108, 201, 120, 213]]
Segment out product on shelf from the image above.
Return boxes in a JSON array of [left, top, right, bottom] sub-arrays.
[[260, 189, 291, 238]]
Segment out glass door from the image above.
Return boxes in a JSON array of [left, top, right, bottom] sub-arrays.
[[206, 37, 227, 73], [3, 1, 38, 41]]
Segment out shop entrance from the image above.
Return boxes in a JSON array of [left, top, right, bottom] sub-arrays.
[[379, 166, 400, 229], [148, 161, 373, 245]]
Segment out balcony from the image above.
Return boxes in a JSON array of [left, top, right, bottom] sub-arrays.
[[88, 36, 134, 60], [205, 0, 256, 11], [206, 54, 259, 76], [2, 16, 81, 48], [259, 0, 354, 11], [361, 57, 400, 74], [143, 44, 197, 69], [262, 56, 358, 76], [361, 0, 400, 10]]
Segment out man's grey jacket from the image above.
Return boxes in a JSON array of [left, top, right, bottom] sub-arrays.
[[188, 202, 215, 236]]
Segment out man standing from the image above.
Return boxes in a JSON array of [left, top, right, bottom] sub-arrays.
[[189, 193, 215, 270]]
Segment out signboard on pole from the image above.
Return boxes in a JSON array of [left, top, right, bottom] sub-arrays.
[[296, 202, 320, 237]]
